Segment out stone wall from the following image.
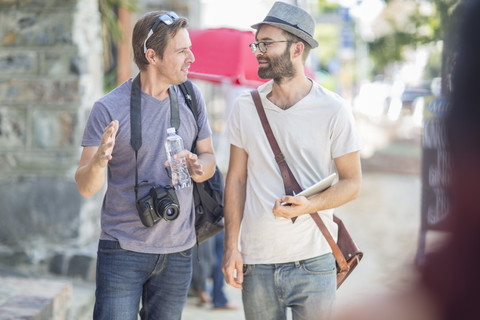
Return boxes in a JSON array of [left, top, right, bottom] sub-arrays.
[[0, 0, 103, 269]]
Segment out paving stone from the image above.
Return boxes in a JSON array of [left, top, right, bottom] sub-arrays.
[[0, 277, 72, 320]]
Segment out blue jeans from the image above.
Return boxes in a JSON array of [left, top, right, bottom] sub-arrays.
[[212, 231, 228, 307], [242, 253, 336, 320], [93, 240, 193, 320]]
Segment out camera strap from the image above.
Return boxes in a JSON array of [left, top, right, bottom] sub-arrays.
[[130, 73, 180, 202]]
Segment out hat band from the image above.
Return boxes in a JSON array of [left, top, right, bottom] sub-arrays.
[[263, 16, 313, 38]]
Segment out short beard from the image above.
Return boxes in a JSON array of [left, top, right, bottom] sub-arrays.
[[258, 47, 296, 84]]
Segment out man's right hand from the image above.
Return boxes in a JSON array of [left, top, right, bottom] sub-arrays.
[[75, 120, 119, 198], [95, 120, 119, 168], [222, 248, 244, 289]]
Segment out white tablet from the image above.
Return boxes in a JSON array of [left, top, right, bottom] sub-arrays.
[[296, 173, 337, 198], [280, 173, 337, 205]]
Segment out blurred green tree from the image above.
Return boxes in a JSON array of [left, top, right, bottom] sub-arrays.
[[99, 0, 138, 92], [368, 0, 464, 94]]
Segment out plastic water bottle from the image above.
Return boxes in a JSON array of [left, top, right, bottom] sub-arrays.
[[165, 127, 191, 190]]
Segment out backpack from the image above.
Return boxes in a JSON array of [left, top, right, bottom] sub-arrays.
[[178, 81, 225, 244]]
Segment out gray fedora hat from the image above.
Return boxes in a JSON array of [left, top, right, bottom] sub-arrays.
[[251, 1, 318, 48]]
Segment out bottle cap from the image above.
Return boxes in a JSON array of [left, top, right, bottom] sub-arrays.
[[167, 127, 176, 134]]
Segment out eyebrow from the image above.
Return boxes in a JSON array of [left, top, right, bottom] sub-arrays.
[[256, 36, 275, 42], [178, 44, 192, 50]]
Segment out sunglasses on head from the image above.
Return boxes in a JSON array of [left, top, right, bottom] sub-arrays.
[[143, 11, 179, 53]]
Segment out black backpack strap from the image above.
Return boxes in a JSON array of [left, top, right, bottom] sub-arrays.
[[169, 85, 180, 131], [179, 80, 198, 120], [178, 80, 199, 152]]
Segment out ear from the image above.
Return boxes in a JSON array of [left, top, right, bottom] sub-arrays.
[[145, 48, 157, 64], [292, 42, 304, 59]]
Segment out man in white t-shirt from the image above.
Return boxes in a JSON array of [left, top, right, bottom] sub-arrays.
[[222, 2, 362, 319]]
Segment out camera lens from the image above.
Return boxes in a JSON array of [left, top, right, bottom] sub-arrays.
[[157, 199, 180, 221], [166, 207, 176, 216]]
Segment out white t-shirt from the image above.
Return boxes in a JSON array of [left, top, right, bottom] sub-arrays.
[[225, 80, 362, 264]]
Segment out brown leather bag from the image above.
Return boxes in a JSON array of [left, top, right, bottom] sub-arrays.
[[251, 90, 363, 288], [333, 215, 363, 287], [312, 212, 363, 288]]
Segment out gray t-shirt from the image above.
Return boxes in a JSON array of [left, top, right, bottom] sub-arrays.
[[81, 78, 212, 254]]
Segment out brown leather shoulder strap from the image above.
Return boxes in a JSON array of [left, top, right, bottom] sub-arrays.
[[250, 89, 348, 271], [250, 90, 300, 196], [311, 213, 348, 271]]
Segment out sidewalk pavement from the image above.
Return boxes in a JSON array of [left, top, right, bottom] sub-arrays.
[[0, 277, 72, 320]]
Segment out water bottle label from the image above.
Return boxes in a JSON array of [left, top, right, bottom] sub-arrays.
[[170, 157, 191, 190], [165, 129, 191, 189]]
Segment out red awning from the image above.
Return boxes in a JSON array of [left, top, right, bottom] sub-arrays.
[[187, 28, 268, 88]]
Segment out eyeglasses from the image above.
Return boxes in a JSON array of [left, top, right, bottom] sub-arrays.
[[143, 11, 179, 53], [249, 41, 293, 53]]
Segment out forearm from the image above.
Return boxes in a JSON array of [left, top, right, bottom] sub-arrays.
[[307, 151, 362, 213], [192, 152, 216, 183], [308, 176, 361, 212], [75, 161, 106, 198], [223, 178, 246, 251]]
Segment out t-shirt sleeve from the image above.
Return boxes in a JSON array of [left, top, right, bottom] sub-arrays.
[[81, 101, 112, 147], [330, 102, 363, 158]]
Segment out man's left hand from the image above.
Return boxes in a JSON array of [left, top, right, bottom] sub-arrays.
[[164, 150, 204, 178], [273, 195, 311, 219]]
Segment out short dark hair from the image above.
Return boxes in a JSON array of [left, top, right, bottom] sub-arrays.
[[132, 11, 188, 71], [282, 30, 311, 63]]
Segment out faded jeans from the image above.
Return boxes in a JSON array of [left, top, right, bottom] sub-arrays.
[[242, 253, 336, 320], [93, 240, 192, 320]]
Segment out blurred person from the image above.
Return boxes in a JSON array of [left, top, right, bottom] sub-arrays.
[[422, 0, 480, 318], [211, 231, 238, 310], [191, 232, 238, 310], [335, 1, 480, 320], [221, 2, 362, 320], [74, 10, 216, 320], [190, 237, 214, 306]]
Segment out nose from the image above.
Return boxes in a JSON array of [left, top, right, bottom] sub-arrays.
[[254, 50, 264, 57], [188, 49, 195, 63]]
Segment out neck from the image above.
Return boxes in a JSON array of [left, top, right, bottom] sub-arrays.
[[139, 70, 170, 100], [268, 73, 312, 110]]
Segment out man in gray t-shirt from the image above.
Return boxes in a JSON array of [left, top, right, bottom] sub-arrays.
[[75, 11, 216, 320]]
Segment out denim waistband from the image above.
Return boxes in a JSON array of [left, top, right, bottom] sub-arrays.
[[247, 253, 332, 267]]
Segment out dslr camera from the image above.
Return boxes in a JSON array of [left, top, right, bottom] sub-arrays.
[[136, 185, 180, 227]]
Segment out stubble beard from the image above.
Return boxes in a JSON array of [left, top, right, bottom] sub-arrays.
[[257, 48, 296, 85]]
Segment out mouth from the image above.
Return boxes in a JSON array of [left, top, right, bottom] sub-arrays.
[[257, 60, 269, 67]]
